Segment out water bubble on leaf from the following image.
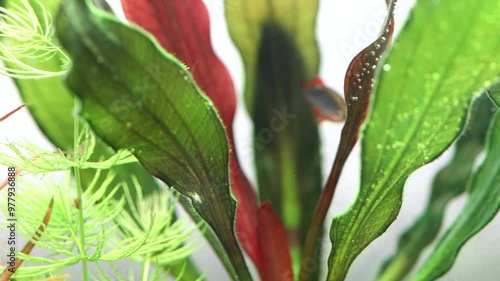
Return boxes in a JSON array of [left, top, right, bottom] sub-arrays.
[[369, 51, 376, 56], [183, 75, 188, 80], [380, 36, 386, 43], [383, 64, 391, 71], [125, 122, 132, 128], [374, 43, 381, 49]]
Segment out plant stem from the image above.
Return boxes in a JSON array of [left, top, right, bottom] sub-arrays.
[[298, 119, 358, 281], [73, 100, 88, 281], [141, 256, 151, 281]]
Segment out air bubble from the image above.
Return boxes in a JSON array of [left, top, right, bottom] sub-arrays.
[[380, 37, 386, 43], [374, 43, 381, 49], [369, 51, 376, 56], [352, 96, 359, 101]]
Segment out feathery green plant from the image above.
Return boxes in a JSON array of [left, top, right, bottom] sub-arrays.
[[0, 129, 199, 280], [0, 0, 70, 78]]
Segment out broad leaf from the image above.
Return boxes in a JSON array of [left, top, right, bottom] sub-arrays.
[[412, 110, 500, 280], [56, 0, 251, 280], [226, 0, 324, 276], [1, 0, 160, 202], [1, 0, 198, 279], [120, 0, 261, 273], [225, 0, 320, 115], [487, 81, 500, 107], [327, 0, 500, 280], [378, 94, 497, 281]]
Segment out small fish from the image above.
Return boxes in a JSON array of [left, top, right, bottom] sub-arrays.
[[301, 78, 347, 123]]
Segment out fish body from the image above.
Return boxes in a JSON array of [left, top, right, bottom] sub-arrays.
[[301, 78, 346, 123]]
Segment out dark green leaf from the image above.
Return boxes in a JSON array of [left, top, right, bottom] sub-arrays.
[[56, 0, 251, 280], [225, 0, 320, 115], [226, 0, 323, 275], [486, 81, 500, 107], [2, 0, 199, 278], [327, 0, 500, 280], [2, 0, 160, 218]]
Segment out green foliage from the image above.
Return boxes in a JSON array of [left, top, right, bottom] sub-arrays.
[[379, 94, 497, 281], [0, 0, 70, 78], [0, 153, 197, 280], [0, 124, 137, 173], [412, 110, 500, 280], [1, 0, 499, 280], [327, 0, 500, 280], [55, 0, 251, 280], [226, 0, 324, 276], [412, 112, 500, 281]]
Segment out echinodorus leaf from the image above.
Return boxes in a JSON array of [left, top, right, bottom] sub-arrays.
[[378, 93, 497, 281], [413, 109, 500, 281], [327, 0, 499, 280], [226, 0, 324, 276], [120, 0, 260, 273], [56, 0, 251, 280]]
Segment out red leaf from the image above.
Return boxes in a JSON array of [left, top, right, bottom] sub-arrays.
[[257, 201, 294, 281], [121, 0, 261, 270]]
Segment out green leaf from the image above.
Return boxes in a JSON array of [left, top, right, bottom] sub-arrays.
[[412, 110, 500, 280], [378, 93, 497, 281], [225, 0, 320, 115], [56, 0, 251, 280], [1, 0, 161, 225], [486, 81, 500, 107], [226, 0, 324, 275], [327, 0, 500, 280]]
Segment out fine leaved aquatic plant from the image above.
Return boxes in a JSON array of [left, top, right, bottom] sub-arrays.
[[0, 0, 498, 280]]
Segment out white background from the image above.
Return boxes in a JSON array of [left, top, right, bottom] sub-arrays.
[[0, 0, 499, 280]]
